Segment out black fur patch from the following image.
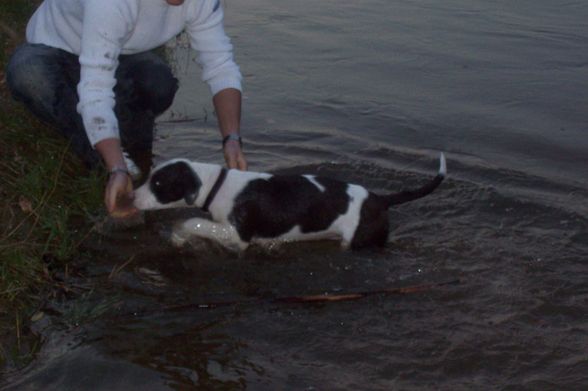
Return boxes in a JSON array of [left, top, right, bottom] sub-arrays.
[[150, 161, 201, 205], [229, 175, 350, 242], [351, 193, 389, 249]]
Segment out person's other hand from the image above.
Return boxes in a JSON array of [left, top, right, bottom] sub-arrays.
[[105, 171, 137, 218], [223, 140, 247, 170]]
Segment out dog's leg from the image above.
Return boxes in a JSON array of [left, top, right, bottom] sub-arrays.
[[338, 225, 356, 251], [172, 217, 249, 251], [340, 240, 351, 250]]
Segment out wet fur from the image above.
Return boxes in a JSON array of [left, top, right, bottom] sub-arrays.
[[133, 155, 446, 251]]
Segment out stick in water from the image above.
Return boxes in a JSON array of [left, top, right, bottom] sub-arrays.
[[145, 279, 462, 313]]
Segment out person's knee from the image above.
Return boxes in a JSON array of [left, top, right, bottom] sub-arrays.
[[133, 63, 178, 115], [5, 45, 55, 104], [144, 66, 178, 114]]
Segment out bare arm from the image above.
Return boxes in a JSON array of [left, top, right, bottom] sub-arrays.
[[95, 138, 136, 217], [213, 88, 247, 170], [95, 138, 126, 170]]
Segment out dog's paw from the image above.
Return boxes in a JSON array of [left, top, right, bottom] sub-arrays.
[[224, 241, 249, 254]]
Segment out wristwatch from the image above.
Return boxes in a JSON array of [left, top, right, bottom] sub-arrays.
[[222, 133, 242, 148]]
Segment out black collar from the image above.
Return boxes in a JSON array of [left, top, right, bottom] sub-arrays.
[[201, 167, 228, 212]]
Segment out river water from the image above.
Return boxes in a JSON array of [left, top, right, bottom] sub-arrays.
[[3, 0, 588, 390]]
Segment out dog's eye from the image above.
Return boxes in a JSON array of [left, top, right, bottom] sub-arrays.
[[154, 181, 161, 188]]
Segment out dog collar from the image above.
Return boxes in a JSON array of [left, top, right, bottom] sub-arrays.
[[201, 167, 228, 212]]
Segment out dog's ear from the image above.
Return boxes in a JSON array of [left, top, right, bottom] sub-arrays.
[[180, 164, 202, 205], [184, 189, 198, 205], [149, 161, 202, 206]]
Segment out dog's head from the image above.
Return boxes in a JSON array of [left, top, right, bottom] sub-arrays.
[[133, 159, 202, 210]]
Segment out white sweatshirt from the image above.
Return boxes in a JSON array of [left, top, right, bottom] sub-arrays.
[[26, 0, 242, 147]]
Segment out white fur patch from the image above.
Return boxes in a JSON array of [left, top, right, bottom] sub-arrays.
[[303, 175, 326, 192], [333, 184, 369, 243], [439, 152, 447, 177], [133, 185, 161, 209]]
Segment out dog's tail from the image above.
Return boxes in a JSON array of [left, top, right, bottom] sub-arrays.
[[384, 153, 447, 208]]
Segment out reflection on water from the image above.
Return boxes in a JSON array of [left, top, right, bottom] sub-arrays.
[[3, 0, 588, 390]]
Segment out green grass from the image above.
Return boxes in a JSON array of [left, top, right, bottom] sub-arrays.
[[0, 0, 106, 370], [0, 118, 105, 370], [0, 1, 38, 65]]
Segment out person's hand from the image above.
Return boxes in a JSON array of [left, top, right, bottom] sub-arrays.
[[95, 138, 138, 218], [105, 171, 137, 218], [223, 140, 247, 170]]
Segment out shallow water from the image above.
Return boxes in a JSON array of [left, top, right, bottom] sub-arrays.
[[3, 0, 588, 390]]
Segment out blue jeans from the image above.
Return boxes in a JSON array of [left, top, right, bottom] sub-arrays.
[[5, 43, 178, 172]]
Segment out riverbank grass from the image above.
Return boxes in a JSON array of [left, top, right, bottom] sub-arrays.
[[1, 0, 104, 369]]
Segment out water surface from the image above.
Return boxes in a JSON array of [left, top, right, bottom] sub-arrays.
[[3, 1, 588, 390]]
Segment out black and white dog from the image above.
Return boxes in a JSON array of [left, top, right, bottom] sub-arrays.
[[133, 154, 446, 251]]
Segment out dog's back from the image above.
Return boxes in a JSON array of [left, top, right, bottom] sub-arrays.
[[222, 153, 446, 249]]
